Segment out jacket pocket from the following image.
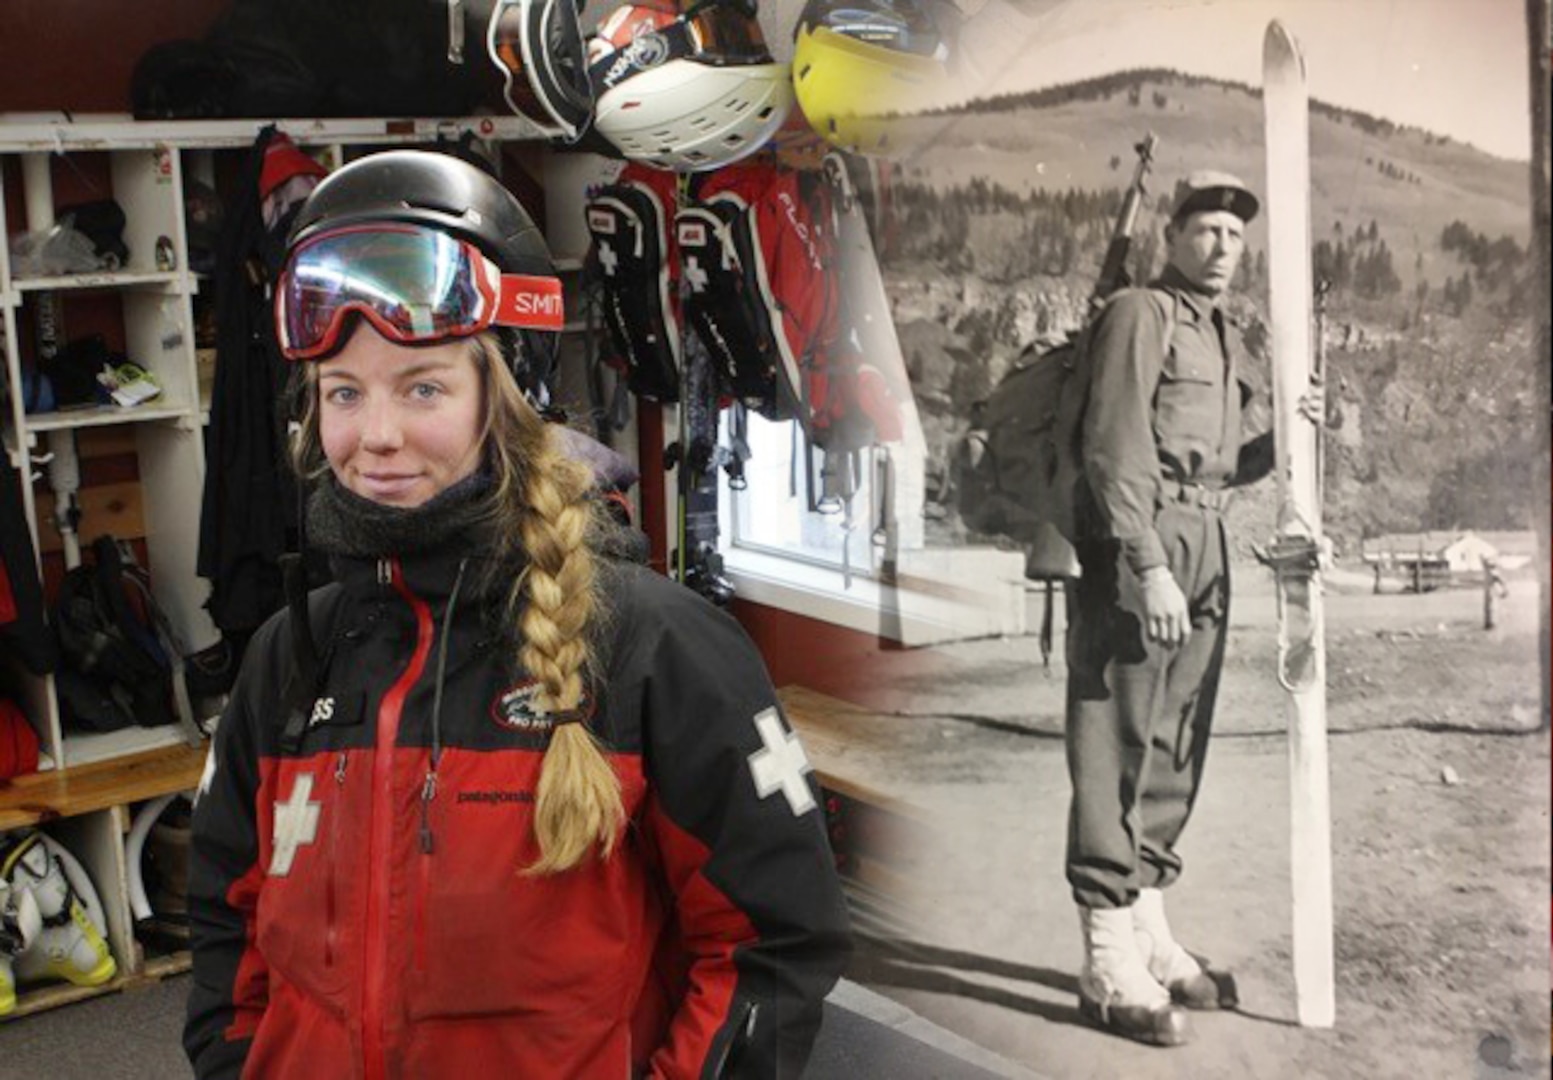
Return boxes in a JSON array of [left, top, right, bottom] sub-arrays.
[[405, 751, 650, 1023], [1154, 347, 1223, 471], [254, 760, 354, 1018]]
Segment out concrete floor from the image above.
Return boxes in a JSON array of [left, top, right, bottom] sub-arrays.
[[833, 575, 1550, 1080]]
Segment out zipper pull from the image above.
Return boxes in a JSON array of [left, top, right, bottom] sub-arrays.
[[334, 751, 348, 786], [378, 558, 393, 587], [419, 771, 438, 854]]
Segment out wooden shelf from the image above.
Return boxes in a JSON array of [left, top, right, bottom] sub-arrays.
[[777, 685, 917, 818], [14, 402, 193, 433], [0, 113, 548, 153], [1, 951, 192, 1022], [0, 742, 207, 832], [11, 270, 185, 293]]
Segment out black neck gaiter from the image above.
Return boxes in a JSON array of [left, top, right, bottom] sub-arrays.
[[306, 469, 496, 560]]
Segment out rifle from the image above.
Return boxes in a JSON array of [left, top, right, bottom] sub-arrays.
[[1088, 132, 1158, 312], [1029, 131, 1158, 665]]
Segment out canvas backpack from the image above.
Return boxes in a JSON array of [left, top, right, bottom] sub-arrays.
[[585, 163, 684, 403], [676, 161, 839, 424], [957, 289, 1176, 558]]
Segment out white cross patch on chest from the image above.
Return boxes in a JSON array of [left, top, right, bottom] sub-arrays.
[[269, 773, 321, 877], [683, 255, 709, 294], [747, 708, 815, 816], [598, 240, 619, 277]]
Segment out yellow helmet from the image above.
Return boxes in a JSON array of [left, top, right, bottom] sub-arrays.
[[791, 0, 954, 158]]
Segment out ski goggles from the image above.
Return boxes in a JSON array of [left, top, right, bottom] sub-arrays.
[[588, 0, 773, 94], [486, 0, 595, 141], [275, 224, 564, 362], [800, 0, 949, 59]]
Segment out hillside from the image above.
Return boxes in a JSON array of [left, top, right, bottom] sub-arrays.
[[875, 70, 1540, 555]]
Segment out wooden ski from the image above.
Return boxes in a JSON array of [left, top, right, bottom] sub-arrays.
[[1262, 19, 1334, 1028]]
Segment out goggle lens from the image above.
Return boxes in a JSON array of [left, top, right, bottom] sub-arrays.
[[280, 226, 489, 360], [681, 2, 771, 63]]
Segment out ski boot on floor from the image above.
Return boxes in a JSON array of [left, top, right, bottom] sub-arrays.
[[1, 877, 43, 1015], [1134, 886, 1238, 1010], [1077, 904, 1191, 1047], [1, 832, 117, 989]]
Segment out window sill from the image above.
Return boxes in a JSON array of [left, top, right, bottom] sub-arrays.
[[722, 544, 1029, 646]]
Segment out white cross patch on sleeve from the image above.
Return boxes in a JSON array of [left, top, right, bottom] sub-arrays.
[[598, 240, 619, 277], [269, 773, 321, 877], [747, 708, 816, 816]]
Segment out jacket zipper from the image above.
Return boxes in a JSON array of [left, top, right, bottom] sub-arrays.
[[362, 557, 434, 1080], [415, 770, 436, 975], [324, 749, 347, 968]]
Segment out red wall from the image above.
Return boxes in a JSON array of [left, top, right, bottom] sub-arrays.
[[0, 1, 228, 114], [730, 598, 945, 710]]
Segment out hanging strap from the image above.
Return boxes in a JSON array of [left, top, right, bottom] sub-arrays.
[[277, 553, 317, 754]]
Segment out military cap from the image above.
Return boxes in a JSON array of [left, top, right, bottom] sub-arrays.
[[1170, 170, 1259, 225]]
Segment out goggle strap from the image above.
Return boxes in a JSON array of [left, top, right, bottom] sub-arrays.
[[494, 274, 566, 330], [588, 20, 701, 92]]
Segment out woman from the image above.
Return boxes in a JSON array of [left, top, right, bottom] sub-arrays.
[[184, 150, 850, 1079]]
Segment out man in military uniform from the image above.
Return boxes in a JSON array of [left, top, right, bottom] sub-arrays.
[[1064, 171, 1322, 1046]]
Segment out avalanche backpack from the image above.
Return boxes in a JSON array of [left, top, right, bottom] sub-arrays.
[[676, 161, 838, 422], [957, 289, 1176, 557], [585, 163, 683, 402]]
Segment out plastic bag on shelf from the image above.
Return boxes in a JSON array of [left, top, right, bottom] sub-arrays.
[[7, 225, 103, 277]]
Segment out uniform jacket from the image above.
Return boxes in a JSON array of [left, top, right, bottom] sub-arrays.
[[1078, 267, 1274, 574], [185, 546, 851, 1080]]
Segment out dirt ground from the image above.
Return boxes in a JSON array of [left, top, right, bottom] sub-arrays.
[[830, 565, 1550, 1079]]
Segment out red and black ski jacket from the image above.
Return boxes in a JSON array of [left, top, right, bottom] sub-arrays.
[[185, 548, 851, 1079]]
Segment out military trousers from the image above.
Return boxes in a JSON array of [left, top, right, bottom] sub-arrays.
[[1063, 502, 1231, 910]]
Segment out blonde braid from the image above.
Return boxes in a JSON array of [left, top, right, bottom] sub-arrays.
[[514, 443, 625, 874]]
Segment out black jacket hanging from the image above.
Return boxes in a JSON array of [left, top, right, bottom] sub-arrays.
[[196, 125, 299, 647], [0, 455, 55, 675]]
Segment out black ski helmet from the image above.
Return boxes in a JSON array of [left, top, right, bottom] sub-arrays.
[[286, 149, 559, 396]]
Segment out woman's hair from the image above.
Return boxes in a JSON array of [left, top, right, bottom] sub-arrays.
[[291, 333, 625, 875]]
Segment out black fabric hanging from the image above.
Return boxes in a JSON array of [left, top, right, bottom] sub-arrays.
[[196, 125, 300, 653], [0, 456, 56, 676]]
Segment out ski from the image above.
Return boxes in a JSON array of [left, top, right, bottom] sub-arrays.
[[1262, 19, 1334, 1028], [670, 331, 733, 606]]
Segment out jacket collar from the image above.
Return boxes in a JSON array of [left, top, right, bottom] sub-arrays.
[[1155, 264, 1222, 324], [329, 546, 510, 608]]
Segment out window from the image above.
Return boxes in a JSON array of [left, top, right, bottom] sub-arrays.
[[723, 410, 881, 581]]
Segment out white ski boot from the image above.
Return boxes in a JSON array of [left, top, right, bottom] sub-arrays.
[[1077, 903, 1190, 1046], [1, 877, 43, 1014], [1133, 886, 1237, 1010], [1, 833, 116, 988]]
